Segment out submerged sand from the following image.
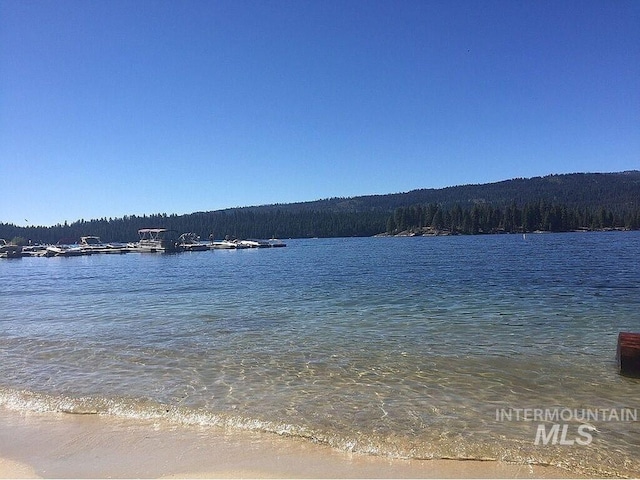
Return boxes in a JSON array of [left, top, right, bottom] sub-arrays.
[[0, 407, 578, 479]]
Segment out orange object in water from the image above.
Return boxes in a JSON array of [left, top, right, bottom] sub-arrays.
[[617, 332, 640, 378]]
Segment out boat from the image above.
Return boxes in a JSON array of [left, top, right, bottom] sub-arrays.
[[209, 239, 247, 249], [238, 239, 271, 248], [0, 239, 22, 259], [209, 240, 236, 249], [236, 238, 287, 248], [20, 245, 47, 257], [134, 228, 181, 253], [209, 237, 286, 249], [177, 233, 209, 252], [208, 234, 249, 250], [44, 244, 86, 257], [79, 236, 129, 254], [268, 239, 287, 248]]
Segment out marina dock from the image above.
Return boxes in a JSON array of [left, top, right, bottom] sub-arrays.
[[2, 231, 286, 258]]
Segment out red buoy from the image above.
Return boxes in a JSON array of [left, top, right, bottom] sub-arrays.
[[617, 332, 640, 378]]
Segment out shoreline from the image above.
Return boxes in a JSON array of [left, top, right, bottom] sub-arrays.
[[0, 407, 580, 479]]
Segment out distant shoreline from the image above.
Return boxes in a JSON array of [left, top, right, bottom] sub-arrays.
[[376, 226, 634, 237]]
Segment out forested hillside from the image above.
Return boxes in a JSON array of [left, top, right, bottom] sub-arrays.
[[386, 200, 640, 235], [2, 171, 639, 244]]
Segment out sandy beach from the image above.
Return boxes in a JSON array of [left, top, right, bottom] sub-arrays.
[[0, 407, 579, 479]]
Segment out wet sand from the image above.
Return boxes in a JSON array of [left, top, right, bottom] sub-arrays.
[[0, 407, 578, 479]]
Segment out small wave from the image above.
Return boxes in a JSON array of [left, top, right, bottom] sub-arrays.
[[0, 388, 321, 438], [0, 388, 397, 458], [0, 387, 632, 478], [0, 387, 480, 459]]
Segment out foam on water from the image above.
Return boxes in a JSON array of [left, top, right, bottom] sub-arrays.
[[0, 384, 637, 477]]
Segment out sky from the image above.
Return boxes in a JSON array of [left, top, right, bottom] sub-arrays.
[[1, 0, 638, 227]]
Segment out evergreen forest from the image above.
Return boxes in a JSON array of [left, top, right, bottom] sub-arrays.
[[2, 171, 639, 245]]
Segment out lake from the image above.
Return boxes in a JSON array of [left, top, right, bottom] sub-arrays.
[[1, 232, 639, 476]]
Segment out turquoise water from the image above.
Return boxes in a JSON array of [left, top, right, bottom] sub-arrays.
[[1, 233, 639, 476]]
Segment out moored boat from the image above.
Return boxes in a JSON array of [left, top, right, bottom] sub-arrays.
[[79, 236, 129, 254], [178, 233, 209, 252], [134, 228, 181, 253], [208, 234, 249, 250], [0, 239, 22, 258], [268, 238, 287, 248], [20, 245, 47, 257], [209, 240, 246, 249], [238, 239, 271, 248], [44, 244, 87, 257]]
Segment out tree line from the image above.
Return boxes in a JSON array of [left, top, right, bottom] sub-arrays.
[[386, 201, 640, 235], [2, 172, 639, 244], [2, 200, 638, 246], [0, 209, 389, 245]]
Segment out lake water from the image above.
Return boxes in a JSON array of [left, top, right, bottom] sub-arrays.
[[1, 233, 639, 476]]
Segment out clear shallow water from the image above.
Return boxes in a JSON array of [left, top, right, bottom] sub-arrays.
[[1, 233, 639, 476]]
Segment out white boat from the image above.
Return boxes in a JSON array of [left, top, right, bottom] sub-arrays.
[[134, 228, 180, 253], [238, 237, 286, 248], [208, 234, 248, 249], [44, 244, 86, 257], [0, 239, 22, 259], [238, 239, 271, 248], [20, 245, 47, 257], [209, 240, 245, 249], [177, 233, 209, 252], [268, 239, 287, 248], [79, 236, 128, 254]]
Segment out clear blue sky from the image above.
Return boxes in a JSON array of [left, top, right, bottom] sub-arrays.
[[1, 0, 638, 227]]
